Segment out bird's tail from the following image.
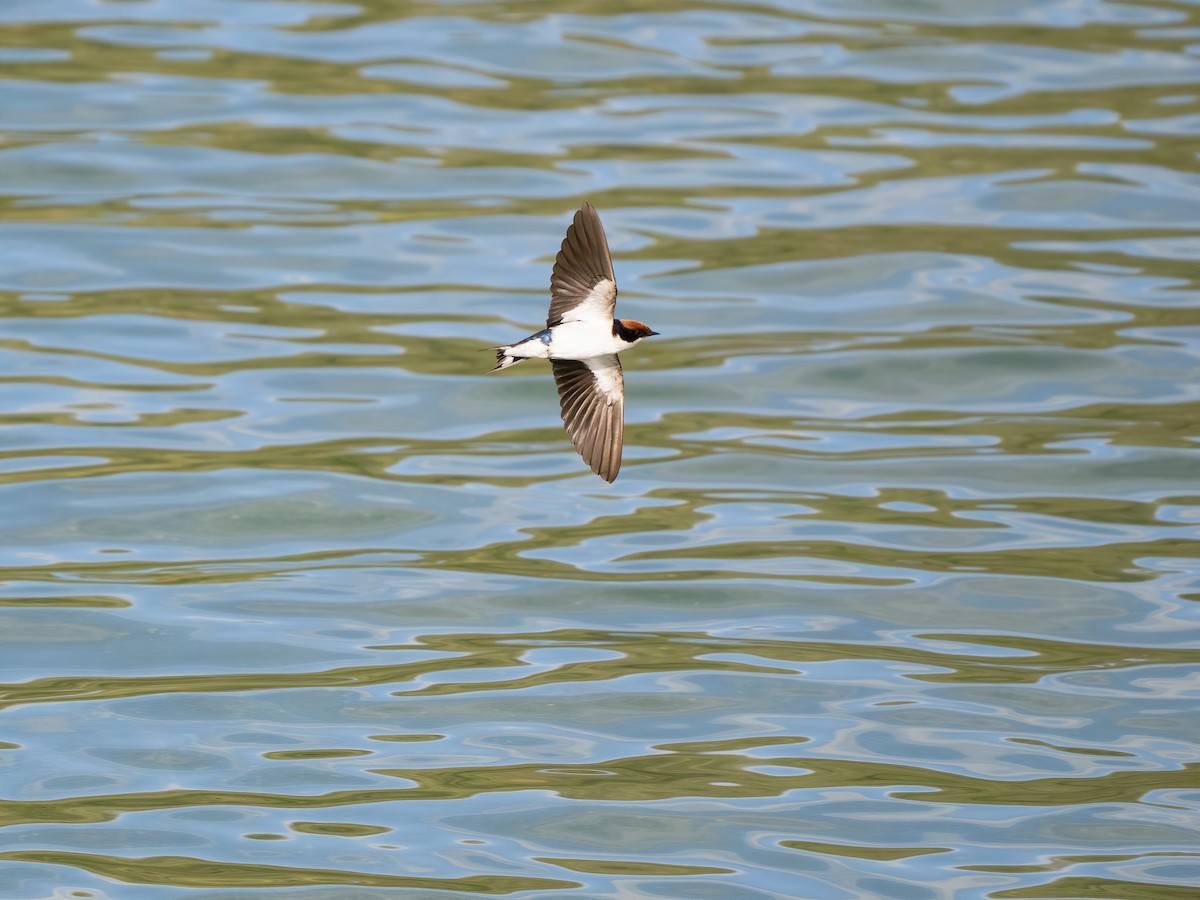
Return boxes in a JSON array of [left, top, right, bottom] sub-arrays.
[[488, 346, 527, 372]]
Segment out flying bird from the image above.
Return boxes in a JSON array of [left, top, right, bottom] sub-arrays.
[[491, 202, 658, 482]]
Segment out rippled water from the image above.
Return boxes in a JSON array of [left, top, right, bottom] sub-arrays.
[[2, 1, 1200, 897]]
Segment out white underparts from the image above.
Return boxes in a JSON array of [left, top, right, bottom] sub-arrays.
[[502, 321, 642, 362], [504, 334, 553, 360]]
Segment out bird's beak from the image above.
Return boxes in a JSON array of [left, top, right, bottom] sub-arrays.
[[648, 330, 660, 336]]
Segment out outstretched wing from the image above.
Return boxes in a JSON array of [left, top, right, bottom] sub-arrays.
[[548, 202, 617, 328], [551, 355, 624, 482]]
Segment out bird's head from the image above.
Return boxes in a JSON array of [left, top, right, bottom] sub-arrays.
[[615, 319, 659, 343]]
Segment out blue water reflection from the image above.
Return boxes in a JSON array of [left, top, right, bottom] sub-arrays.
[[2, 0, 1199, 896]]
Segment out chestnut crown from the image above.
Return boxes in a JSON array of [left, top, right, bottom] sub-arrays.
[[613, 318, 659, 341]]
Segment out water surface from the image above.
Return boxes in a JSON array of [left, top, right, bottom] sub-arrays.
[[2, 0, 1199, 897]]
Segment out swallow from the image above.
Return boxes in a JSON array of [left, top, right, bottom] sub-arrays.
[[491, 202, 658, 482]]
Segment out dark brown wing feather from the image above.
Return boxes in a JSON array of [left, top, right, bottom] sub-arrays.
[[548, 202, 617, 328], [551, 356, 624, 482]]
